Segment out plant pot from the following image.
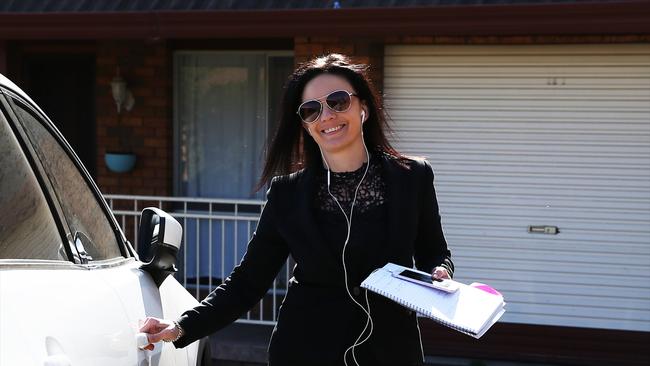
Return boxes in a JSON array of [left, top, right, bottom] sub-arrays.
[[105, 152, 136, 173]]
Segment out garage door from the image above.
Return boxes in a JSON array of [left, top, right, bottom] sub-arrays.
[[384, 44, 650, 331]]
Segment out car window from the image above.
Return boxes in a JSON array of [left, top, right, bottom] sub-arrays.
[[12, 101, 123, 261], [0, 105, 66, 260]]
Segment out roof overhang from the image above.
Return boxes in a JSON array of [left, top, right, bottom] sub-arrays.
[[1, 2, 648, 40]]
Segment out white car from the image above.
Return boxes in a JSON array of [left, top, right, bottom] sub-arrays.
[[0, 73, 211, 365]]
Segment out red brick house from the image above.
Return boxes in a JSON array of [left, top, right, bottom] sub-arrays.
[[1, 1, 649, 365]]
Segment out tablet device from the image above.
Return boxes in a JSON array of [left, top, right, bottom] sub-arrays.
[[393, 268, 459, 293]]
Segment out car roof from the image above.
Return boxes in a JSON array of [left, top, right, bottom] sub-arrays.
[[0, 72, 53, 124]]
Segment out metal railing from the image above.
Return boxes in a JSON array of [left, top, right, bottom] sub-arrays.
[[104, 194, 290, 325]]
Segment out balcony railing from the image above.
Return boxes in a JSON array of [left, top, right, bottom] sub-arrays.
[[104, 194, 290, 325]]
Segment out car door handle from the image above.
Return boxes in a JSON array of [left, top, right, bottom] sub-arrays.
[[136, 333, 151, 350], [43, 354, 72, 366], [44, 336, 72, 366]]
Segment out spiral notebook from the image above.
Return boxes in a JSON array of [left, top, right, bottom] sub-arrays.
[[361, 263, 505, 339]]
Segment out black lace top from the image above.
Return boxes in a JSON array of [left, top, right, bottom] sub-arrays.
[[313, 155, 390, 286], [315, 154, 387, 214]]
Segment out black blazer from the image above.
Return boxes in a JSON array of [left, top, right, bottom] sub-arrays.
[[175, 154, 453, 365]]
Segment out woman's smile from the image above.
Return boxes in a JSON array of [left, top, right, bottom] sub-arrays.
[[321, 123, 346, 135]]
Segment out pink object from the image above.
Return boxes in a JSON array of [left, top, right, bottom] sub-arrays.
[[470, 282, 502, 296]]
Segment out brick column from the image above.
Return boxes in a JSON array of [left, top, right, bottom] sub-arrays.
[[95, 40, 172, 196]]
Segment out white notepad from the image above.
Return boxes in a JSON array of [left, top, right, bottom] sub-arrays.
[[361, 263, 506, 338]]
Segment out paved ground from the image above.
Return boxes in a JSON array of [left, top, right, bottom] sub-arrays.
[[209, 323, 563, 366], [210, 323, 272, 365]]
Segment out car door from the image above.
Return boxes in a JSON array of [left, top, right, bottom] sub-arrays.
[[0, 93, 142, 366], [0, 89, 196, 365]]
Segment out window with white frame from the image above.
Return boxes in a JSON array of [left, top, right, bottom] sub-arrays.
[[174, 52, 293, 199]]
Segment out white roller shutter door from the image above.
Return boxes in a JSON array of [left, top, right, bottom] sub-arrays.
[[384, 44, 650, 332]]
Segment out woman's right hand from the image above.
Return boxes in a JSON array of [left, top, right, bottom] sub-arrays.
[[139, 317, 181, 350]]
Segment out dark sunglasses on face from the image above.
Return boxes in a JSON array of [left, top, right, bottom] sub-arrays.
[[297, 90, 357, 123]]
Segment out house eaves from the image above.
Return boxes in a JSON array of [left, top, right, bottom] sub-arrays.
[[0, 1, 648, 39]]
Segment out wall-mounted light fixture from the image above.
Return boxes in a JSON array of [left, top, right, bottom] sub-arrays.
[[106, 66, 137, 173], [110, 67, 135, 113]]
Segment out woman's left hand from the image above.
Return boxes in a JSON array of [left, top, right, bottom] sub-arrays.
[[432, 266, 450, 280]]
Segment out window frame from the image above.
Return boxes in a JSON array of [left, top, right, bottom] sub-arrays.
[[1, 88, 134, 263], [0, 90, 76, 263], [172, 50, 293, 199]]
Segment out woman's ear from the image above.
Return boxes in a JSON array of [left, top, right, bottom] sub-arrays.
[[360, 102, 369, 123]]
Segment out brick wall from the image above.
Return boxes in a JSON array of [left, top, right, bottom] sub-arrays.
[[95, 40, 172, 196], [94, 37, 383, 198]]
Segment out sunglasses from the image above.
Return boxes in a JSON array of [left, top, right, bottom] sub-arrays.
[[296, 90, 357, 123]]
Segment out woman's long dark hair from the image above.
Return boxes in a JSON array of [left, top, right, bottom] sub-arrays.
[[257, 53, 402, 190]]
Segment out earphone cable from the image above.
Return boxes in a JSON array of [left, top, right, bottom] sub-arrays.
[[316, 112, 374, 366], [321, 140, 374, 366]]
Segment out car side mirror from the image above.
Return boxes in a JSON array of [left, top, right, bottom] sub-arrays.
[[138, 207, 182, 287]]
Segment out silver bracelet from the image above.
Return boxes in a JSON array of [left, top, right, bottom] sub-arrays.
[[164, 320, 184, 343]]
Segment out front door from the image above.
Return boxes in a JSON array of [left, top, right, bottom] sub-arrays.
[[21, 53, 97, 178]]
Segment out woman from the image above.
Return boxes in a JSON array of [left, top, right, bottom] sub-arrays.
[[141, 53, 453, 366]]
